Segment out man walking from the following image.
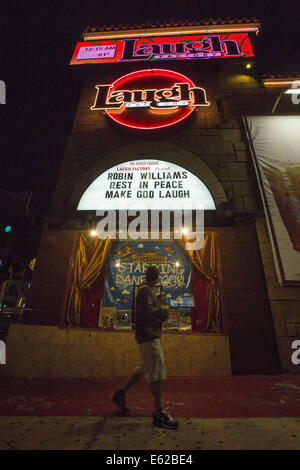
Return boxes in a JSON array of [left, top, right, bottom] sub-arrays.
[[112, 265, 179, 430]]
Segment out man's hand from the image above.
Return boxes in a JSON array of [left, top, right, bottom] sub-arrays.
[[160, 304, 169, 321]]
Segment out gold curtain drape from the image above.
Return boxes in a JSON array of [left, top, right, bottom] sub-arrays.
[[66, 234, 112, 326], [178, 231, 222, 332]]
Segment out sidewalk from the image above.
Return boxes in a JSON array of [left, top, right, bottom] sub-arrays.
[[0, 375, 300, 450], [1, 415, 300, 450]]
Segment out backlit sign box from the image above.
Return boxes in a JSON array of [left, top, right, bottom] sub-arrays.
[[77, 159, 216, 211], [70, 32, 254, 65]]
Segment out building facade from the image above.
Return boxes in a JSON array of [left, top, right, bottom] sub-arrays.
[[5, 19, 300, 377]]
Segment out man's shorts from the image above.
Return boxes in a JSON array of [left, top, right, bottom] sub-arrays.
[[136, 337, 166, 383]]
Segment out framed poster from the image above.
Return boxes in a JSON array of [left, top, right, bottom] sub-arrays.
[[115, 310, 131, 328], [179, 308, 192, 329], [99, 306, 116, 329], [164, 309, 179, 329]]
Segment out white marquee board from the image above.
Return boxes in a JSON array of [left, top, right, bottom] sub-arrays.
[[77, 159, 216, 211]]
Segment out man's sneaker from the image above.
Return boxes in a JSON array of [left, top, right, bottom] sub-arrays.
[[111, 389, 130, 413], [153, 408, 179, 430]]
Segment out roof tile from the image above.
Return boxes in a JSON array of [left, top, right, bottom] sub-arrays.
[[83, 17, 260, 33]]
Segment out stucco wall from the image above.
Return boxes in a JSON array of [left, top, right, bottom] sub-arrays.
[[5, 324, 231, 377]]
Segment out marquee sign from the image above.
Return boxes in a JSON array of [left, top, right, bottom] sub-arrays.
[[77, 159, 216, 211], [70, 32, 254, 65], [91, 69, 210, 130]]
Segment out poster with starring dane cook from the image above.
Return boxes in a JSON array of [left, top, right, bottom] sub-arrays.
[[101, 240, 193, 325]]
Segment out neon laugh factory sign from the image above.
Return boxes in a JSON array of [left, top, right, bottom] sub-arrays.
[[91, 69, 210, 130]]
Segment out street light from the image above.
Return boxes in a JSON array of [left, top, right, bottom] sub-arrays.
[[271, 83, 300, 113]]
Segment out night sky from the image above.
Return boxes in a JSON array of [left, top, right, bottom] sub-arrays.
[[2, 0, 299, 216]]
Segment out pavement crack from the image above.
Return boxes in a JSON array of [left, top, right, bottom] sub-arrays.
[[84, 417, 107, 450], [0, 439, 18, 450]]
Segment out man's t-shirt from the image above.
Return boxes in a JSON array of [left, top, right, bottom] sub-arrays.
[[134, 283, 169, 344]]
